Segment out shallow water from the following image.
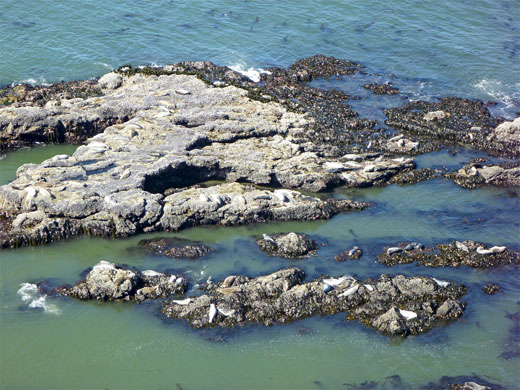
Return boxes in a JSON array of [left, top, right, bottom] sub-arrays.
[[1, 1, 519, 118], [1, 146, 519, 389], [1, 1, 519, 386]]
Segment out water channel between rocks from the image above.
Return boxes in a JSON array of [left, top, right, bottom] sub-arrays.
[[0, 144, 519, 389]]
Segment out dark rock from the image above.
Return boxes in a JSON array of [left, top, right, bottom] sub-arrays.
[[388, 168, 443, 185], [256, 232, 318, 258], [385, 98, 518, 157], [139, 237, 213, 259], [363, 83, 400, 95], [162, 267, 466, 336], [378, 241, 520, 268], [59, 261, 187, 301], [482, 283, 501, 295], [334, 246, 363, 261]]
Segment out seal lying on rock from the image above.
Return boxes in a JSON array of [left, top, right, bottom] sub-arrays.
[[162, 267, 466, 336], [378, 241, 520, 268], [58, 261, 188, 301], [256, 232, 318, 258]]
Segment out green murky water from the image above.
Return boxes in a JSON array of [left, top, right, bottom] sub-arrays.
[[1, 146, 519, 389]]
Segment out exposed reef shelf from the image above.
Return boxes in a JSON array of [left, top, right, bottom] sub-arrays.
[[378, 240, 520, 268], [163, 267, 466, 337]]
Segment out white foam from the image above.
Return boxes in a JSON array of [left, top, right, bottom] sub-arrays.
[[17, 283, 61, 315], [473, 78, 518, 112], [229, 64, 271, 83]]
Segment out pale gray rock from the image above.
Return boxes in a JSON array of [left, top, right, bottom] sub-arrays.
[[62, 260, 187, 301], [1, 72, 413, 247]]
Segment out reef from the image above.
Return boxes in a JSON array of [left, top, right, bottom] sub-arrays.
[[256, 232, 318, 258], [363, 82, 400, 95], [385, 99, 519, 158], [447, 159, 520, 188], [138, 237, 213, 259], [163, 267, 466, 336], [378, 241, 520, 268], [58, 260, 188, 302]]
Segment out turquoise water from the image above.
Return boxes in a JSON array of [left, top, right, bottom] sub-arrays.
[[1, 1, 519, 117], [1, 147, 520, 389], [1, 1, 520, 388]]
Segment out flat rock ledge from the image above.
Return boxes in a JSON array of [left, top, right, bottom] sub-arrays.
[[256, 232, 318, 258], [138, 237, 213, 259], [162, 267, 466, 337], [378, 241, 520, 268], [2, 69, 413, 248], [58, 260, 187, 302]]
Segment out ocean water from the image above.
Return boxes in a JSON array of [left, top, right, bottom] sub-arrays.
[[1, 146, 520, 389], [1, 0, 519, 117], [1, 1, 520, 389]]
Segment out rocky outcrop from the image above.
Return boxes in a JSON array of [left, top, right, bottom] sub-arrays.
[[447, 159, 520, 188], [385, 98, 519, 157], [384, 134, 420, 154], [334, 246, 363, 261], [4, 67, 429, 247], [256, 232, 318, 258], [58, 260, 187, 301], [162, 267, 466, 336], [139, 237, 213, 259], [378, 241, 520, 268], [482, 283, 500, 295], [363, 83, 400, 95], [388, 167, 443, 185]]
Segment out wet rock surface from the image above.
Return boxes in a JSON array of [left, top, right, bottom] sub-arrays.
[[363, 82, 400, 95], [334, 246, 363, 261], [482, 283, 501, 295], [388, 167, 443, 185], [378, 241, 520, 268], [138, 237, 213, 259], [447, 159, 520, 188], [256, 232, 318, 258], [162, 267, 466, 336], [58, 260, 187, 301], [385, 98, 519, 157]]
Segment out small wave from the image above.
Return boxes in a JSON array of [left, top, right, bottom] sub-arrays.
[[94, 62, 114, 70], [17, 283, 61, 315], [229, 63, 271, 83], [473, 79, 518, 108]]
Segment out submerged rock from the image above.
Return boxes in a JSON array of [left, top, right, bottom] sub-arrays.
[[59, 260, 187, 301], [139, 237, 213, 259], [256, 232, 318, 258], [378, 241, 520, 268], [500, 310, 520, 360], [162, 267, 466, 336]]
